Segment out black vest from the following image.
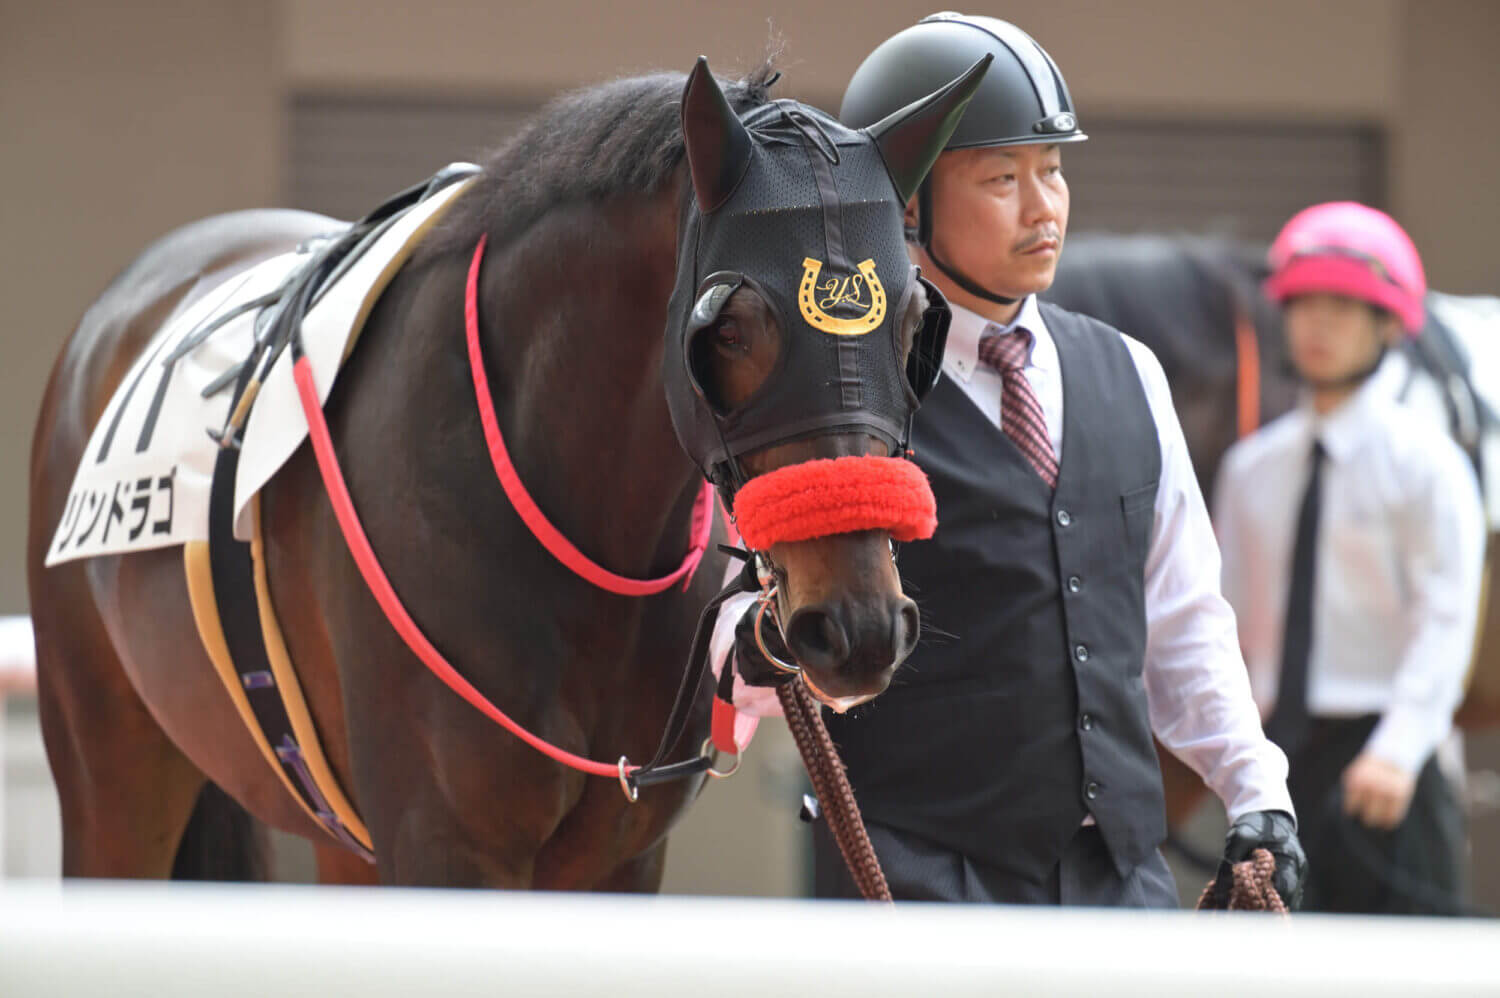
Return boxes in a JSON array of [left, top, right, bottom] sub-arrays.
[[823, 303, 1165, 883]]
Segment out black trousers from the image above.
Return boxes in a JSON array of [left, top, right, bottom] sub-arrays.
[[1288, 715, 1467, 915], [813, 819, 1178, 906]]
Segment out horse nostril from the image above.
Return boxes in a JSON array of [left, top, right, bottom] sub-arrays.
[[895, 598, 920, 659], [784, 606, 851, 671]]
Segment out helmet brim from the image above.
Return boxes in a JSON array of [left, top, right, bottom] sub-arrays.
[[1264, 256, 1425, 334], [944, 132, 1089, 150]]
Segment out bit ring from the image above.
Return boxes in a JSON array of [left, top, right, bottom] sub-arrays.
[[701, 738, 742, 779], [754, 587, 802, 675]]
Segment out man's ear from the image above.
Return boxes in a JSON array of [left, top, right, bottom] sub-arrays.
[[903, 195, 920, 230]]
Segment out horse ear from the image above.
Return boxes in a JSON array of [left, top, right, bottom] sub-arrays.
[[865, 55, 994, 204], [681, 56, 754, 213]]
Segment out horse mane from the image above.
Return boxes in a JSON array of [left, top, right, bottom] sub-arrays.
[[423, 61, 779, 260]]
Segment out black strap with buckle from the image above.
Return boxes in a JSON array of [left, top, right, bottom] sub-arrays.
[[622, 549, 759, 798]]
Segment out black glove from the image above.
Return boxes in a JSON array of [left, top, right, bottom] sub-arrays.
[[732, 601, 798, 689], [1223, 809, 1307, 910]]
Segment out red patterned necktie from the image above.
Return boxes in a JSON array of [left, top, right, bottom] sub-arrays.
[[977, 327, 1059, 489]]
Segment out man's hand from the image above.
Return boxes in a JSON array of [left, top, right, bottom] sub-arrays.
[[1223, 809, 1307, 910], [732, 601, 798, 688], [1342, 752, 1417, 830]]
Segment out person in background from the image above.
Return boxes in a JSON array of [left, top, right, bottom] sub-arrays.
[[714, 13, 1304, 907], [1214, 201, 1482, 913]]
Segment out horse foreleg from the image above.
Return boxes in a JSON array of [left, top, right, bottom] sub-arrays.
[[592, 841, 669, 894], [376, 827, 539, 888], [314, 842, 380, 885]]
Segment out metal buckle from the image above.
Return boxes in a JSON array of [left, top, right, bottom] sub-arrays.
[[754, 552, 776, 589], [617, 757, 639, 803]]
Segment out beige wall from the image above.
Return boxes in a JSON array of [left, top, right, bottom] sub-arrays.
[[0, 0, 280, 612], [281, 0, 1492, 286], [1390, 0, 1500, 295], [282, 0, 1402, 117]]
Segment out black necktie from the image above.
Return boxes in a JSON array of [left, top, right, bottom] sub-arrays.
[[1265, 441, 1325, 757]]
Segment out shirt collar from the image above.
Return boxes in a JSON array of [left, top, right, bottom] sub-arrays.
[[943, 296, 1055, 383]]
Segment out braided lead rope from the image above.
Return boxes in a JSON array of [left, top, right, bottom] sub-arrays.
[[1196, 848, 1287, 913], [777, 679, 892, 902]]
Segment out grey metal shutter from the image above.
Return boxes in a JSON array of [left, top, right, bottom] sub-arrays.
[[287, 94, 538, 220], [288, 96, 1383, 246], [1062, 118, 1384, 242]]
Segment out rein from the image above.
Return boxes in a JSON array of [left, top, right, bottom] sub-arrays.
[[284, 237, 733, 789], [466, 235, 715, 596], [283, 227, 933, 851], [294, 345, 680, 780], [1196, 849, 1287, 913]]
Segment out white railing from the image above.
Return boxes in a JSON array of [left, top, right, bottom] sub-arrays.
[[0, 616, 35, 695], [0, 615, 37, 878], [0, 881, 1497, 996]]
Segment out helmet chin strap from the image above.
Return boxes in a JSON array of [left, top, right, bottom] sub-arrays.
[[1290, 344, 1388, 392], [916, 179, 1019, 307]]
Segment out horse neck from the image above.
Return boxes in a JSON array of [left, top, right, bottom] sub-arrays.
[[477, 189, 701, 577]]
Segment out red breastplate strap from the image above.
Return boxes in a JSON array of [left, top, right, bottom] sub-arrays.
[[285, 237, 723, 782], [465, 235, 715, 596]]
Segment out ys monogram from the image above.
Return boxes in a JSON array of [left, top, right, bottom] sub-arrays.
[[797, 257, 887, 336]]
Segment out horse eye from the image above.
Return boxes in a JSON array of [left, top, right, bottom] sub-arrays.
[[714, 317, 744, 347]]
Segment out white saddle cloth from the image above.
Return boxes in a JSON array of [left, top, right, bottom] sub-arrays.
[[46, 176, 474, 566]]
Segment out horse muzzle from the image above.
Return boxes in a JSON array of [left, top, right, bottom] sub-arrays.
[[736, 455, 933, 711]]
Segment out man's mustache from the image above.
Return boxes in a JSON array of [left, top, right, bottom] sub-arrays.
[[1014, 229, 1062, 253]]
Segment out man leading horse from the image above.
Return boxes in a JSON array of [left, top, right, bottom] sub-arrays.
[[724, 13, 1305, 907]]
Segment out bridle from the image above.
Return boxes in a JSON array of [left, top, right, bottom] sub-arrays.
[[218, 123, 936, 803], [284, 224, 928, 803]]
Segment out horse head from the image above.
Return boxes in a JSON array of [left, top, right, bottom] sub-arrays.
[[665, 57, 990, 711]]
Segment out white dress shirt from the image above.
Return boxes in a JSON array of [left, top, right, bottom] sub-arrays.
[[1214, 359, 1486, 775], [712, 297, 1294, 822]]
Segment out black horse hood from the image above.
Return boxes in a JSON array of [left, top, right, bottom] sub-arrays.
[[663, 57, 989, 489]]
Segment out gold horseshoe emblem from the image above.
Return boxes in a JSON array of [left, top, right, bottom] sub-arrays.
[[798, 257, 886, 336]]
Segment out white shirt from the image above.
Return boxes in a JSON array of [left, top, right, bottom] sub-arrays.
[[1214, 360, 1486, 775], [712, 297, 1294, 823]]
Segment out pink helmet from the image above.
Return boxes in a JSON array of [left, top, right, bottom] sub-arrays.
[[1264, 201, 1427, 334]]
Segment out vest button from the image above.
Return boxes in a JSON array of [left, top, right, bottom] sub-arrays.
[[1067, 575, 1082, 593], [1080, 713, 1095, 731], [1055, 509, 1072, 527], [1074, 644, 1089, 663], [1085, 780, 1100, 800]]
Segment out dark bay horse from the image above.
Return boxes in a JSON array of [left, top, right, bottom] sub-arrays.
[[1045, 233, 1298, 504], [27, 60, 985, 887]]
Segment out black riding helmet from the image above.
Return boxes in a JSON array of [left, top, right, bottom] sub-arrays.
[[840, 12, 1087, 305]]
